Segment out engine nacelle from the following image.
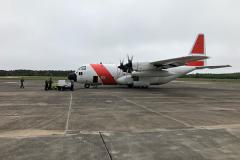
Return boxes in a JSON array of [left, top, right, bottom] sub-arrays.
[[132, 62, 155, 71]]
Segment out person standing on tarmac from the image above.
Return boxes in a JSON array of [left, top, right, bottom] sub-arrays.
[[48, 77, 53, 90], [70, 80, 74, 91], [20, 77, 24, 88], [45, 80, 48, 90]]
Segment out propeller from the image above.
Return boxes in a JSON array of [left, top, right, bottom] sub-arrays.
[[118, 59, 127, 72], [118, 55, 134, 73], [119, 59, 124, 69], [126, 55, 133, 73]]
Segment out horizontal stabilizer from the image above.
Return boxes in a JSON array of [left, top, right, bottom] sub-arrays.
[[196, 65, 232, 69]]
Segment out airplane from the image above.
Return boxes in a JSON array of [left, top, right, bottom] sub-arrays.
[[68, 34, 231, 88]]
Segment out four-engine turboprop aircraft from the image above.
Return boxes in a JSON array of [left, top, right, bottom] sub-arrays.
[[68, 34, 231, 88]]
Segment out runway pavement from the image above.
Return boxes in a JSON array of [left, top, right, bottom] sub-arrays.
[[0, 80, 240, 160]]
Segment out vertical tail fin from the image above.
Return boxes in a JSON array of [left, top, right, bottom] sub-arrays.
[[187, 34, 206, 66]]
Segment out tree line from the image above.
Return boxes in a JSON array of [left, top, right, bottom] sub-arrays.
[[181, 73, 240, 79], [0, 70, 239, 79], [0, 70, 74, 77]]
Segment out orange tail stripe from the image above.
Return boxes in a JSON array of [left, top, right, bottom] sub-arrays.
[[187, 61, 204, 66], [191, 34, 204, 54]]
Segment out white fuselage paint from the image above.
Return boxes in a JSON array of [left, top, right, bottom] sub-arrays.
[[75, 63, 196, 87]]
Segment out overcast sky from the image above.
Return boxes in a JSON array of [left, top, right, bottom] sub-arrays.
[[0, 0, 239, 73]]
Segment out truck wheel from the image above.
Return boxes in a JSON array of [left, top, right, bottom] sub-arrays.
[[57, 87, 61, 91], [84, 83, 90, 88]]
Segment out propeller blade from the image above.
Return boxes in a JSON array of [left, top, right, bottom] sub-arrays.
[[118, 55, 134, 73]]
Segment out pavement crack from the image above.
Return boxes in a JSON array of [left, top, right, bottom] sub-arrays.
[[99, 131, 113, 160], [65, 93, 73, 135]]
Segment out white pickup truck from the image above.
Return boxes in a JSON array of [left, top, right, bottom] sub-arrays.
[[57, 80, 72, 91]]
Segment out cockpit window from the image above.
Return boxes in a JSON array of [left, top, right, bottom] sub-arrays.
[[79, 72, 83, 75], [80, 66, 86, 70]]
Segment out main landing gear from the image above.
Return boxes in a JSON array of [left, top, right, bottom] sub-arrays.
[[84, 83, 90, 88]]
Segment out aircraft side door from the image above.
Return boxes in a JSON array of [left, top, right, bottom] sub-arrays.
[[93, 76, 98, 83]]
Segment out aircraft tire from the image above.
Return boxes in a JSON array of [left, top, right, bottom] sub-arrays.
[[84, 83, 90, 88]]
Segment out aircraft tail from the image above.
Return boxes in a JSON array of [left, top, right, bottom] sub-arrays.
[[187, 34, 206, 66]]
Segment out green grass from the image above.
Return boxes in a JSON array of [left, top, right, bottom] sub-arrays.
[[178, 78, 240, 83], [0, 76, 67, 80]]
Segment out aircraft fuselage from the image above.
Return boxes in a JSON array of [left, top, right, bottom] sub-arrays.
[[74, 63, 195, 87]]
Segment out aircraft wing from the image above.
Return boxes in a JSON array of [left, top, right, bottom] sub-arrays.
[[195, 65, 232, 69], [150, 55, 209, 69]]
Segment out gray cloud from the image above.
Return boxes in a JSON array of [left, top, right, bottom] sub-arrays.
[[0, 0, 239, 73]]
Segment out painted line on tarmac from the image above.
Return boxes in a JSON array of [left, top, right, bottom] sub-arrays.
[[122, 97, 192, 128], [64, 123, 240, 135], [194, 124, 240, 130], [65, 93, 73, 135]]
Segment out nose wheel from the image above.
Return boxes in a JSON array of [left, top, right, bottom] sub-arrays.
[[84, 83, 90, 88]]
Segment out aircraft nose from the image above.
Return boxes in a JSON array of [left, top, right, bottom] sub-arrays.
[[68, 73, 77, 82]]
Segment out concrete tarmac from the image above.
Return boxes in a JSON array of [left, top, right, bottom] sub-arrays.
[[0, 80, 240, 160]]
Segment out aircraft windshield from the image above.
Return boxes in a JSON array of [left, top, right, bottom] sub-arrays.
[[79, 66, 86, 70]]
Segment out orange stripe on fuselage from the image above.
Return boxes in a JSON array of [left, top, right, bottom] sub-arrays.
[[90, 64, 117, 85]]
